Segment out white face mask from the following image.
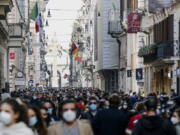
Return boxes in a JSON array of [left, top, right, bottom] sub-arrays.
[[0, 111, 12, 125], [62, 110, 76, 123], [123, 104, 128, 109], [171, 117, 179, 125], [156, 109, 161, 115]]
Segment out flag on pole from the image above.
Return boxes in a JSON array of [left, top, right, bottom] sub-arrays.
[[35, 21, 39, 33], [75, 56, 83, 62], [112, 2, 116, 11], [30, 2, 38, 20], [30, 2, 39, 33], [72, 42, 78, 57], [64, 74, 68, 79]]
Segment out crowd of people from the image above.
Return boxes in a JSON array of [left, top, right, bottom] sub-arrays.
[[0, 88, 179, 135]]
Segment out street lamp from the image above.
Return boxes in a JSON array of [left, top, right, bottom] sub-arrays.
[[45, 20, 49, 26], [47, 10, 52, 18]]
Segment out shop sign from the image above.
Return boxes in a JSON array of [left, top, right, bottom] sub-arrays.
[[128, 13, 141, 33], [15, 78, 25, 86], [136, 68, 143, 80], [137, 82, 144, 86], [16, 72, 23, 78], [40, 81, 47, 85], [9, 52, 15, 59]]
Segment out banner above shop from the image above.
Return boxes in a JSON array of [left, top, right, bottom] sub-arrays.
[[128, 13, 141, 33], [9, 52, 15, 59], [136, 68, 143, 80], [149, 0, 174, 13]]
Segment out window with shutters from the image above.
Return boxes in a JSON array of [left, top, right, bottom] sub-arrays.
[[94, 6, 98, 61], [153, 15, 174, 43], [127, 0, 138, 11], [168, 15, 174, 41]]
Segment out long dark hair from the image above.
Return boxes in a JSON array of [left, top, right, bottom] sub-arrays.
[[27, 105, 47, 135], [0, 98, 28, 124], [43, 100, 57, 117], [39, 106, 51, 127]]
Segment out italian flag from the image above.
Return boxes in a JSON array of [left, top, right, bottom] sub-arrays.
[[72, 42, 83, 62], [30, 2, 39, 33]]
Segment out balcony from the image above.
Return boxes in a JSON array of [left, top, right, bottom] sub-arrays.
[[8, 24, 24, 38], [138, 41, 174, 64], [138, 43, 159, 57], [108, 10, 123, 37], [0, 0, 13, 20], [157, 41, 174, 59], [108, 21, 123, 34]]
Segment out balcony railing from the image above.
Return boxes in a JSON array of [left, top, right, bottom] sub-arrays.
[[157, 41, 174, 59], [139, 41, 174, 63], [8, 23, 23, 38], [108, 21, 123, 34], [108, 10, 123, 35]]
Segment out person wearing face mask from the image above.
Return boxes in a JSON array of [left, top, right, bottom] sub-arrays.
[[40, 107, 51, 127], [43, 101, 58, 124], [125, 102, 146, 135], [92, 94, 128, 135], [27, 105, 47, 135], [0, 99, 34, 135], [48, 100, 94, 135], [171, 108, 180, 135], [120, 100, 133, 119], [122, 102, 128, 110], [81, 97, 98, 123]]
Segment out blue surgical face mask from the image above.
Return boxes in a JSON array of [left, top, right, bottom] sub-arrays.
[[48, 108, 53, 115], [29, 116, 38, 126], [89, 104, 97, 111]]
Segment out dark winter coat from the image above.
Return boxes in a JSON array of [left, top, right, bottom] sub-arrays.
[[81, 111, 96, 123], [92, 107, 128, 135], [132, 116, 177, 135]]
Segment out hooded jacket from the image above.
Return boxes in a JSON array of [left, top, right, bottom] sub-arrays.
[[132, 116, 176, 135]]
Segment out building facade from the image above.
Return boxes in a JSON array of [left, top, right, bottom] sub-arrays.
[[26, 0, 48, 88], [139, 0, 180, 95]]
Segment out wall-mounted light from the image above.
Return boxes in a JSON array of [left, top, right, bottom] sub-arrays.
[[47, 10, 52, 17], [46, 20, 49, 26]]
